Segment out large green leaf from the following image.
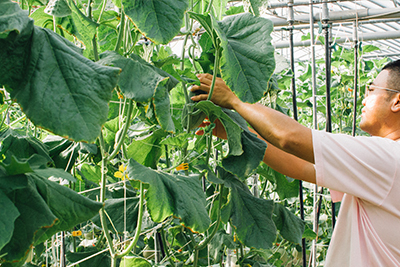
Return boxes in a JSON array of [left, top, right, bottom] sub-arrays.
[[222, 130, 267, 179], [31, 174, 103, 242], [0, 129, 52, 163], [152, 79, 175, 133], [0, 5, 120, 142], [194, 102, 267, 179], [91, 197, 140, 234], [43, 135, 80, 172], [0, 0, 30, 38], [124, 0, 188, 44], [0, 192, 20, 251], [126, 158, 210, 233], [98, 51, 178, 106], [272, 203, 304, 244], [221, 109, 267, 179], [0, 175, 56, 263], [126, 129, 167, 169], [221, 173, 276, 249], [216, 13, 275, 103], [0, 173, 103, 263]]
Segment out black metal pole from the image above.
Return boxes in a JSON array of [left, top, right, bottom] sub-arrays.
[[289, 21, 306, 267], [352, 22, 359, 137], [324, 23, 336, 230]]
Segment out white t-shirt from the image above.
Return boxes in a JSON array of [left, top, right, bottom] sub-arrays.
[[312, 130, 400, 266]]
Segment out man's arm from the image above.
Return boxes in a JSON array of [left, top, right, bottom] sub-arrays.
[[249, 128, 316, 184], [191, 74, 315, 164]]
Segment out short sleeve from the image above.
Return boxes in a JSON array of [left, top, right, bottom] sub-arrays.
[[312, 130, 399, 205]]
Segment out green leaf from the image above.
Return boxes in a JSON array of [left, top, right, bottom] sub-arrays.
[[0, 154, 33, 175], [0, 0, 30, 39], [0, 10, 120, 142], [195, 101, 243, 156], [222, 129, 267, 179], [272, 203, 304, 244], [126, 158, 210, 233], [98, 51, 163, 102], [221, 109, 267, 179], [160, 133, 191, 148], [31, 174, 103, 242], [119, 256, 151, 267], [221, 174, 276, 249], [216, 13, 275, 103], [65, 0, 98, 53], [0, 173, 102, 263], [209, 229, 236, 261], [248, 0, 268, 17], [124, 0, 188, 44], [0, 174, 55, 263], [302, 225, 317, 240], [226, 6, 245, 16], [33, 168, 77, 182], [79, 163, 101, 184], [91, 197, 140, 233], [44, 0, 72, 17], [0, 129, 52, 163], [188, 12, 219, 48], [153, 79, 175, 133], [0, 192, 20, 251], [361, 44, 380, 54], [98, 51, 178, 103], [258, 164, 299, 200], [126, 129, 167, 169], [43, 136, 80, 172]]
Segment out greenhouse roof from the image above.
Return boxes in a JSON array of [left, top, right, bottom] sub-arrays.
[[261, 0, 400, 62]]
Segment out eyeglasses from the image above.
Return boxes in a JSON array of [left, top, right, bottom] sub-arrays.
[[365, 84, 400, 97]]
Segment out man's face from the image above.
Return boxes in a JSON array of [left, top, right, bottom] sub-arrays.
[[360, 70, 395, 136]]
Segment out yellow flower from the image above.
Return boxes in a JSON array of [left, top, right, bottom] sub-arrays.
[[72, 230, 82, 237], [176, 163, 189, 171], [114, 164, 128, 180]]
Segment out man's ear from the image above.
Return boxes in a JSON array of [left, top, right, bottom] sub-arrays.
[[391, 93, 400, 113]]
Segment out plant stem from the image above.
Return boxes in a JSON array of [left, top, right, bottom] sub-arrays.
[[93, 35, 99, 62], [97, 0, 108, 23], [165, 145, 170, 168], [193, 249, 200, 267], [192, 184, 224, 267], [0, 104, 11, 130], [196, 184, 224, 251], [108, 100, 134, 161], [181, 34, 191, 104], [87, 0, 93, 19], [98, 133, 115, 257], [207, 47, 220, 101], [116, 182, 144, 256], [114, 8, 125, 53], [206, 0, 214, 13]]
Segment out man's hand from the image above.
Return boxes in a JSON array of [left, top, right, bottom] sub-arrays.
[[191, 73, 241, 110]]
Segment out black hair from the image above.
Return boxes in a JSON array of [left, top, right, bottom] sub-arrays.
[[382, 60, 400, 91]]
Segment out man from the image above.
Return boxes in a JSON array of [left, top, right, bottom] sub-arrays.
[[191, 60, 400, 266]]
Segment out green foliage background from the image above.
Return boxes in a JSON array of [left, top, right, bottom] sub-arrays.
[[0, 0, 388, 266]]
